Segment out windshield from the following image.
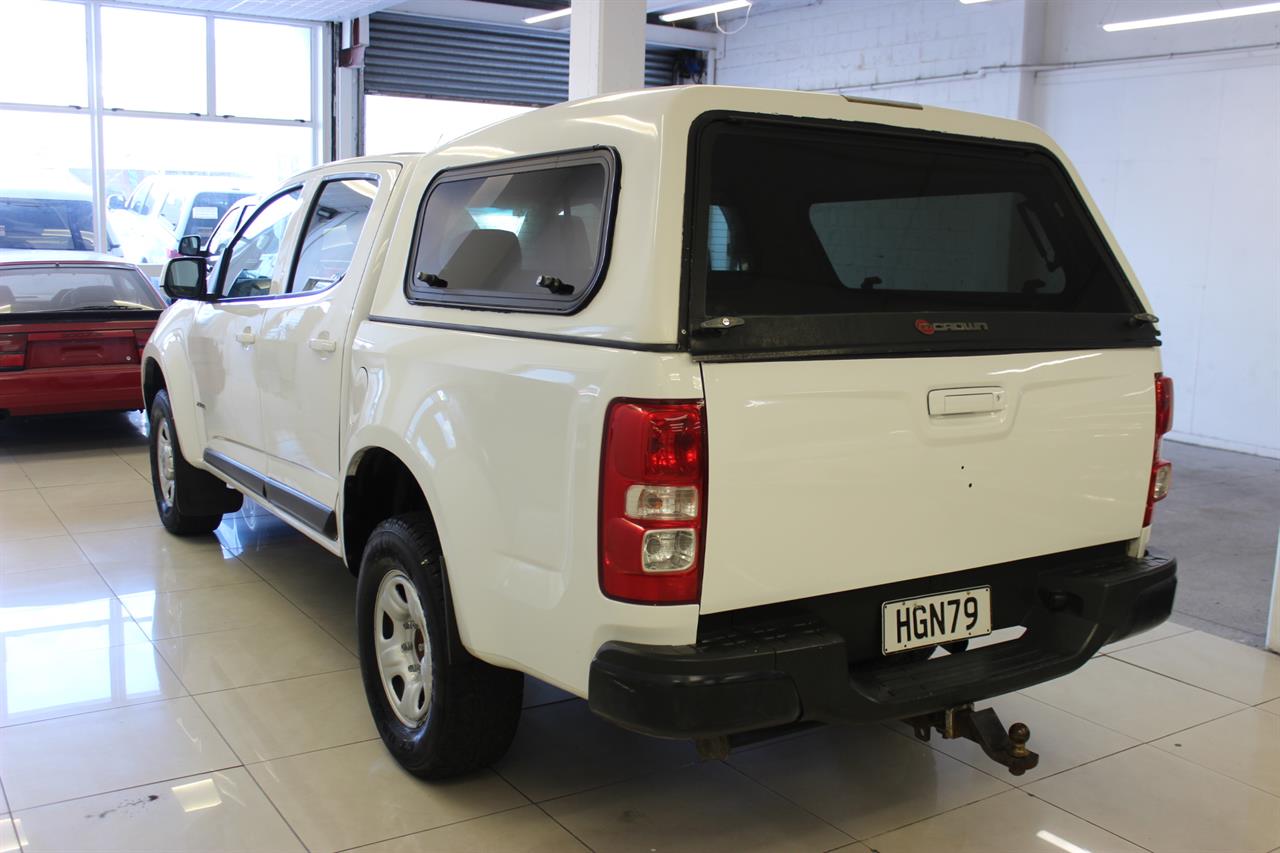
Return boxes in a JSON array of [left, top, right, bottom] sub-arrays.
[[0, 199, 96, 252], [688, 116, 1154, 358], [0, 265, 164, 313]]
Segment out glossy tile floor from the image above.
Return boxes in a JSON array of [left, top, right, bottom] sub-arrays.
[[0, 413, 1279, 853]]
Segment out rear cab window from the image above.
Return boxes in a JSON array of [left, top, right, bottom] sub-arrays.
[[686, 114, 1157, 359], [405, 148, 617, 314]]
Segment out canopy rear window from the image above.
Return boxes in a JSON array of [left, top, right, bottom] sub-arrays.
[[687, 115, 1156, 358]]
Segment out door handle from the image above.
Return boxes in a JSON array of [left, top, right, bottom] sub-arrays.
[[928, 387, 1006, 416], [235, 328, 256, 345], [308, 336, 337, 353]]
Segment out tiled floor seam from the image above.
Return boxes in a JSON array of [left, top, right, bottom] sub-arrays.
[[718, 757, 862, 845], [1170, 607, 1273, 639], [1014, 668, 1252, 740], [185, 663, 362, 699], [238, 762, 312, 852], [90, 567, 266, 598], [234, 557, 361, 654], [864, 783, 1161, 853], [113, 593, 330, 644], [526, 756, 702, 808], [331, 803, 549, 853], [8, 761, 246, 814], [0, 767, 20, 853], [528, 802, 596, 853], [487, 765, 597, 853], [1105, 653, 1279, 706], [1139, 712, 1280, 802], [0, 690, 195, 730], [222, 735, 382, 768], [1100, 624, 1195, 654], [1017, 740, 1278, 851]]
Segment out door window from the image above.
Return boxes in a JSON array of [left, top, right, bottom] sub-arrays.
[[220, 187, 302, 299], [206, 204, 247, 257], [290, 177, 377, 294]]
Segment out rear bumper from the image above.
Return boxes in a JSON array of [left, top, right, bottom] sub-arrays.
[[0, 365, 143, 417], [588, 548, 1176, 739]]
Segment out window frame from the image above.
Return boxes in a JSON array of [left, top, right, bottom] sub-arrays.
[[402, 146, 620, 316], [284, 172, 380, 297], [214, 183, 306, 302]]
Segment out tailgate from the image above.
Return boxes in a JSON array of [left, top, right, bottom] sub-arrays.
[[699, 349, 1158, 613], [684, 113, 1164, 614]]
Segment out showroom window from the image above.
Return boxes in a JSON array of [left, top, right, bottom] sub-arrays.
[[0, 1, 321, 266]]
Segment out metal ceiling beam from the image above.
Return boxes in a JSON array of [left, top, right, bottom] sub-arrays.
[[386, 0, 722, 49]]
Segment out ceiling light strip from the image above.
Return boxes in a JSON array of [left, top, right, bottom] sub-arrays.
[[1103, 1, 1280, 32], [659, 0, 752, 23], [524, 7, 571, 24]]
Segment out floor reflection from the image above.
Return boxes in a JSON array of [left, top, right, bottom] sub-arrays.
[[0, 593, 163, 723]]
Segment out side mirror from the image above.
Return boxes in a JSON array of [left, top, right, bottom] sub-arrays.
[[177, 234, 206, 257], [162, 257, 210, 301], [107, 194, 126, 210]]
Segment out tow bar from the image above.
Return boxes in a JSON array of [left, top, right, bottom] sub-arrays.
[[905, 704, 1039, 776]]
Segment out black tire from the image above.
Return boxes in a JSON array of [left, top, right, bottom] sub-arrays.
[[356, 513, 523, 779], [148, 389, 233, 535]]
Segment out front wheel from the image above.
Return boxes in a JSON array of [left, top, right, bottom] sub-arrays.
[[356, 513, 522, 778], [149, 390, 236, 535]]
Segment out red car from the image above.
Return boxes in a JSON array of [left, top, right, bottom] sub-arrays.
[[0, 252, 166, 417]]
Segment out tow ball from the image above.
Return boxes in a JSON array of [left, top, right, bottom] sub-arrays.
[[905, 704, 1039, 776]]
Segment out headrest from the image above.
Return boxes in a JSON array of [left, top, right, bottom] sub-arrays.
[[0, 285, 14, 310], [527, 215, 592, 287], [68, 284, 119, 306], [441, 229, 522, 290]]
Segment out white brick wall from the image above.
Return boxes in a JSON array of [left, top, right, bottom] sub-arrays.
[[712, 0, 1033, 118]]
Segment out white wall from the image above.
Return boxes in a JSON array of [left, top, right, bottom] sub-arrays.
[[712, 0, 1038, 117], [1034, 52, 1279, 457], [710, 0, 1280, 457]]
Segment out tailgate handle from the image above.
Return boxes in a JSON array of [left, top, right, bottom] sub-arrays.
[[928, 387, 1006, 416]]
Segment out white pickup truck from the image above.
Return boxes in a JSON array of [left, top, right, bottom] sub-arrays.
[[146, 85, 1177, 779]]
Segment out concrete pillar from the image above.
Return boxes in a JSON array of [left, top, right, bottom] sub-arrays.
[[568, 0, 646, 101], [334, 18, 366, 160]]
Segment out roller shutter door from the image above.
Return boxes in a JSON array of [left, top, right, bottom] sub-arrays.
[[366, 12, 692, 107]]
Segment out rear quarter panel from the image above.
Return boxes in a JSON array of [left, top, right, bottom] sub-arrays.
[[346, 325, 702, 696]]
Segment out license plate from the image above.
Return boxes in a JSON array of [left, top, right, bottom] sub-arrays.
[[882, 586, 992, 654]]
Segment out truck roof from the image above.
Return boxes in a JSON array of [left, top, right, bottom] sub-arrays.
[[336, 84, 1046, 172]]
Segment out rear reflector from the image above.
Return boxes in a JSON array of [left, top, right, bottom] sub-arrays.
[[600, 399, 706, 604], [0, 333, 27, 370], [1144, 374, 1174, 527]]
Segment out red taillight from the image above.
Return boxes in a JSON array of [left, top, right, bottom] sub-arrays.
[[599, 399, 706, 604], [0, 333, 27, 370], [1144, 373, 1174, 527]]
